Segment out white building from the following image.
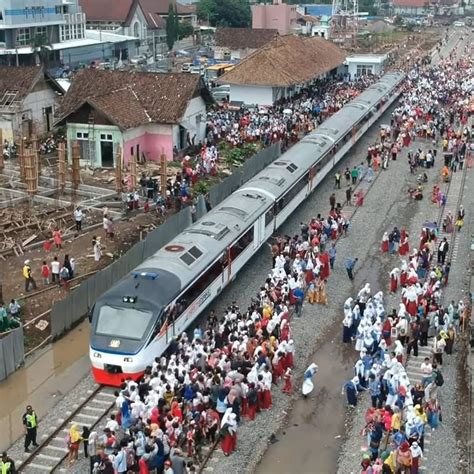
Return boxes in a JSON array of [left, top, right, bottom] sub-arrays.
[[345, 54, 388, 79], [0, 66, 64, 142]]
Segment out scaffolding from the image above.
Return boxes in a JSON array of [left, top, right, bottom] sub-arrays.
[[0, 90, 21, 113], [115, 146, 123, 195], [58, 141, 66, 194], [331, 0, 359, 45], [71, 141, 81, 190], [24, 146, 38, 196]]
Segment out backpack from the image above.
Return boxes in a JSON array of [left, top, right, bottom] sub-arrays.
[[434, 370, 444, 387]]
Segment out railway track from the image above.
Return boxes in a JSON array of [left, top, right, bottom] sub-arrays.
[[17, 387, 115, 473]]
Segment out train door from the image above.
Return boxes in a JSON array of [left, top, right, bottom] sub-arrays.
[[253, 215, 266, 250]]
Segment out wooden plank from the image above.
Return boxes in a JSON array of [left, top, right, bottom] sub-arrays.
[[21, 234, 38, 247]]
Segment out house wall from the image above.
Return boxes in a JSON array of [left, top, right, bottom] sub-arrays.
[[252, 4, 297, 35], [123, 123, 173, 164], [21, 78, 59, 134], [0, 119, 14, 143], [230, 84, 274, 106], [215, 46, 254, 61], [66, 123, 122, 167], [347, 59, 385, 78], [180, 96, 206, 145]]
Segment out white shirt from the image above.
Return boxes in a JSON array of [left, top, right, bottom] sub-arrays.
[[106, 419, 119, 433], [74, 209, 83, 221], [51, 261, 60, 274]]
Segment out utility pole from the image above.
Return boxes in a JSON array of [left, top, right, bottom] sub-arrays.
[[58, 141, 66, 194], [160, 149, 167, 195]]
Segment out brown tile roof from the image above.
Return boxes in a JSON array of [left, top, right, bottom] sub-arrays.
[[0, 66, 58, 102], [215, 27, 279, 51], [79, 0, 135, 22], [393, 0, 428, 6], [217, 35, 346, 87], [57, 69, 206, 128], [138, 0, 195, 15]]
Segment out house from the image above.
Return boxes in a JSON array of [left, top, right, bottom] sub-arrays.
[[297, 13, 331, 38], [217, 35, 346, 106], [214, 27, 278, 61], [0, 66, 64, 142], [346, 54, 388, 79], [80, 0, 197, 54], [56, 70, 212, 167], [392, 0, 432, 15], [252, 0, 298, 36]]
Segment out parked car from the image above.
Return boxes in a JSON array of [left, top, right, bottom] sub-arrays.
[[130, 55, 147, 65], [211, 85, 230, 102], [181, 63, 192, 73], [190, 65, 204, 74], [175, 49, 191, 57]]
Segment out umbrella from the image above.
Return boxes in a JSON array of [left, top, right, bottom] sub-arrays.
[[283, 108, 292, 115], [422, 221, 438, 230]]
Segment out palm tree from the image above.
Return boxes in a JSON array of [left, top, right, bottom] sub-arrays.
[[31, 34, 52, 67]]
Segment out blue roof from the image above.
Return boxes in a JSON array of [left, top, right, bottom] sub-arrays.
[[306, 5, 333, 17]]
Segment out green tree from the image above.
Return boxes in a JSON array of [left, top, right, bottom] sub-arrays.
[[166, 4, 178, 51], [178, 21, 195, 39], [198, 0, 250, 28]]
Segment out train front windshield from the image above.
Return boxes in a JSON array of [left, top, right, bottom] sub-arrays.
[[95, 305, 153, 341]]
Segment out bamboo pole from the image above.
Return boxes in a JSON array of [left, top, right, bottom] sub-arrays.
[[128, 147, 137, 191], [0, 129, 4, 170], [32, 134, 40, 176], [160, 149, 167, 195], [71, 141, 80, 189], [24, 147, 38, 195], [18, 137, 26, 182], [58, 141, 66, 193], [115, 145, 123, 194]]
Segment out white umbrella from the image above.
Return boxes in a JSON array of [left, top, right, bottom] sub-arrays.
[[283, 108, 292, 115]]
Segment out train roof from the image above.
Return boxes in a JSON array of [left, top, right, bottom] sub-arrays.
[[96, 71, 405, 307]]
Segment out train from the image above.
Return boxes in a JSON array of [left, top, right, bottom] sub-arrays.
[[89, 71, 405, 386]]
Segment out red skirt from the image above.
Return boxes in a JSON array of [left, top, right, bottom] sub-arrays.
[[399, 242, 409, 256], [390, 276, 398, 293], [241, 398, 248, 416], [406, 300, 417, 316], [246, 404, 257, 420], [261, 389, 272, 409], [221, 433, 237, 455], [286, 353, 294, 368], [400, 271, 407, 287], [381, 240, 389, 252]]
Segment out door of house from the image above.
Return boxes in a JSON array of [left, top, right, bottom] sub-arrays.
[[44, 106, 53, 132], [100, 133, 114, 167]]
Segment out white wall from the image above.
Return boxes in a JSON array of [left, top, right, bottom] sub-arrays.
[[21, 88, 58, 134], [180, 96, 206, 145], [230, 84, 274, 106]]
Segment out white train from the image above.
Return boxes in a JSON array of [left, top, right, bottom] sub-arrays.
[[89, 72, 405, 386]]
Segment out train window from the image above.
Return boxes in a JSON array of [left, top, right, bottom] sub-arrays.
[[177, 259, 224, 316], [275, 172, 309, 214], [265, 206, 275, 226], [229, 227, 253, 260], [189, 246, 203, 259]]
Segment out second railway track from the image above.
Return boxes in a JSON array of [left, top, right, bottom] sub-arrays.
[[17, 387, 115, 473]]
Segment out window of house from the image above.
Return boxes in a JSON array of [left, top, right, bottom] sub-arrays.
[[76, 132, 89, 140], [16, 28, 31, 46], [100, 133, 113, 141], [356, 64, 373, 76], [35, 26, 47, 38]]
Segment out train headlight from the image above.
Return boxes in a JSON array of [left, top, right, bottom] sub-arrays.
[[93, 352, 102, 359], [124, 357, 133, 363]]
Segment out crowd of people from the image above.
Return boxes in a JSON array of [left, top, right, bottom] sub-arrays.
[[205, 75, 379, 150], [58, 196, 359, 473]]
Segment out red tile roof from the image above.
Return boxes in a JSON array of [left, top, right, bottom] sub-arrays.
[[0, 66, 43, 101], [79, 0, 135, 22], [393, 0, 429, 6], [57, 69, 208, 128], [215, 27, 278, 51]]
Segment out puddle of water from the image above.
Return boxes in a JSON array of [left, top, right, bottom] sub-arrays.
[[0, 320, 90, 451], [256, 330, 355, 474]]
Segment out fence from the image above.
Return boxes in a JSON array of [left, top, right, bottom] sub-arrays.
[[0, 327, 24, 381], [209, 142, 281, 208], [49, 142, 281, 339]]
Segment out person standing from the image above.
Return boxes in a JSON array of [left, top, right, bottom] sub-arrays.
[[329, 193, 336, 211], [52, 228, 62, 249], [351, 166, 359, 184], [344, 257, 358, 281], [344, 167, 351, 186], [328, 243, 337, 269], [23, 405, 38, 452], [22, 260, 37, 292], [93, 237, 102, 262], [437, 238, 449, 264], [334, 171, 341, 189], [74, 207, 83, 232], [41, 260, 50, 285], [51, 256, 60, 284], [346, 186, 352, 205], [0, 452, 15, 473]]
